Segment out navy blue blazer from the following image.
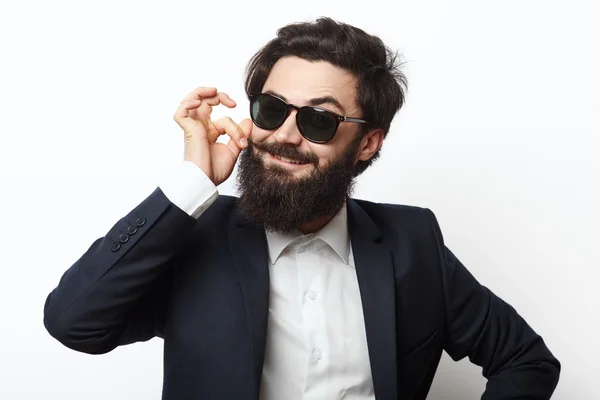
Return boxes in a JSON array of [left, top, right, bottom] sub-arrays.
[[43, 188, 560, 399]]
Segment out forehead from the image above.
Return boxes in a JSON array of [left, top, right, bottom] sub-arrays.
[[262, 56, 358, 113]]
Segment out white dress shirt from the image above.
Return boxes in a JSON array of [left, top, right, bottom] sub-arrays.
[[159, 161, 375, 400]]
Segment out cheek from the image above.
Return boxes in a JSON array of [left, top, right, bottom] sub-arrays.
[[309, 145, 338, 167], [250, 126, 272, 142]]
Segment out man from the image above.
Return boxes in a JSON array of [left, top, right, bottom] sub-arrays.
[[44, 17, 560, 400]]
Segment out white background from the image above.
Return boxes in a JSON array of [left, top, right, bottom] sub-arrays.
[[0, 0, 598, 398]]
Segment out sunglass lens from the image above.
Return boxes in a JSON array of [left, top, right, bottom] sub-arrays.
[[251, 94, 287, 130], [297, 108, 338, 143]]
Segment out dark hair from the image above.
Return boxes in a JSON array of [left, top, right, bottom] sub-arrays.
[[245, 17, 407, 175]]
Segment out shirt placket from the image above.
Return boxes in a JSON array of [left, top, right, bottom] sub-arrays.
[[296, 238, 330, 398]]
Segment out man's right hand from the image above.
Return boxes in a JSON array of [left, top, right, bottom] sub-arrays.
[[173, 87, 253, 186]]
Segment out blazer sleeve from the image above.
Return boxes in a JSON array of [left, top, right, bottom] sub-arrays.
[[43, 188, 197, 354], [425, 209, 561, 399]]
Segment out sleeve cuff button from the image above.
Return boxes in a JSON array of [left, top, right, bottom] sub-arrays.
[[110, 241, 121, 252], [135, 217, 147, 227]]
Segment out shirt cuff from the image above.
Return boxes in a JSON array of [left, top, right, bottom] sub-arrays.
[[159, 161, 219, 219]]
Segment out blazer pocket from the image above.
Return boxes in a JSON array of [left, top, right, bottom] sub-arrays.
[[397, 329, 444, 400], [399, 329, 441, 362]]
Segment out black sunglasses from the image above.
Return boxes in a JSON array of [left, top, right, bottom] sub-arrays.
[[249, 93, 368, 144]]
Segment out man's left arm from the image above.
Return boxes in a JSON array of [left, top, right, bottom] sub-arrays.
[[425, 209, 561, 399]]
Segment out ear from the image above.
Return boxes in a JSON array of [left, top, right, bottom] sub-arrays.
[[357, 129, 384, 162]]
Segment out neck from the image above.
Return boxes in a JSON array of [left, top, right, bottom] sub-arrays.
[[298, 214, 335, 234], [298, 202, 345, 234]]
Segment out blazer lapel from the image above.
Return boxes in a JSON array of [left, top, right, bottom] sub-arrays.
[[348, 199, 398, 400], [227, 210, 270, 394]]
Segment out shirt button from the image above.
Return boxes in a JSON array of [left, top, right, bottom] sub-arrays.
[[313, 349, 322, 361], [308, 291, 317, 300]]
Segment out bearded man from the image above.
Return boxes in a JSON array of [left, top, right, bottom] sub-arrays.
[[44, 17, 560, 400]]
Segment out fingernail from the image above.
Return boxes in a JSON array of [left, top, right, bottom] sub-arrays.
[[240, 138, 248, 147]]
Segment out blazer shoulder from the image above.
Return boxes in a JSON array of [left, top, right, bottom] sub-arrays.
[[352, 198, 435, 224], [350, 198, 441, 242]]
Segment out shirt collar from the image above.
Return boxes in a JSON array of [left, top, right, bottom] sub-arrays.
[[265, 204, 350, 265]]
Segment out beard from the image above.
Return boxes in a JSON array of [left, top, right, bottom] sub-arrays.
[[235, 136, 361, 234]]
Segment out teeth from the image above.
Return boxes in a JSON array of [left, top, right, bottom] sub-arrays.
[[275, 155, 302, 164]]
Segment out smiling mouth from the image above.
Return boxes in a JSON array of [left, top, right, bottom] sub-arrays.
[[270, 153, 310, 166]]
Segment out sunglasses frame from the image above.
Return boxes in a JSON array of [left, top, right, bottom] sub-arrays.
[[249, 93, 368, 144]]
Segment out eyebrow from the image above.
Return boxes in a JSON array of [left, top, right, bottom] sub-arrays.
[[264, 90, 346, 114]]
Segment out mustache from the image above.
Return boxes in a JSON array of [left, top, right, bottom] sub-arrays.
[[250, 140, 319, 165]]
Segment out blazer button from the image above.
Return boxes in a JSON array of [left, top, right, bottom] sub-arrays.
[[110, 241, 121, 252], [135, 217, 147, 227], [118, 233, 129, 243], [126, 225, 138, 235]]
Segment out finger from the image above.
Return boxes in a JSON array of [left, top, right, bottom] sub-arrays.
[[196, 92, 236, 120], [173, 100, 207, 136], [212, 117, 248, 149], [239, 118, 253, 138], [206, 120, 220, 139], [174, 99, 201, 120], [197, 92, 236, 107], [198, 100, 214, 121], [226, 136, 244, 159], [217, 92, 237, 108], [182, 87, 217, 102]]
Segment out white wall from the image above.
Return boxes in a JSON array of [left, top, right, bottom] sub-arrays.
[[1, 0, 598, 398]]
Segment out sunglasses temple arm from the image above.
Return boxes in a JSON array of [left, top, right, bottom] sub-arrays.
[[342, 117, 368, 124]]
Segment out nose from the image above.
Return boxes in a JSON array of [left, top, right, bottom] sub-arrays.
[[272, 109, 303, 145]]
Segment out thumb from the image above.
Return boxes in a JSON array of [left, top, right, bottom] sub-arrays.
[[239, 118, 253, 138]]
